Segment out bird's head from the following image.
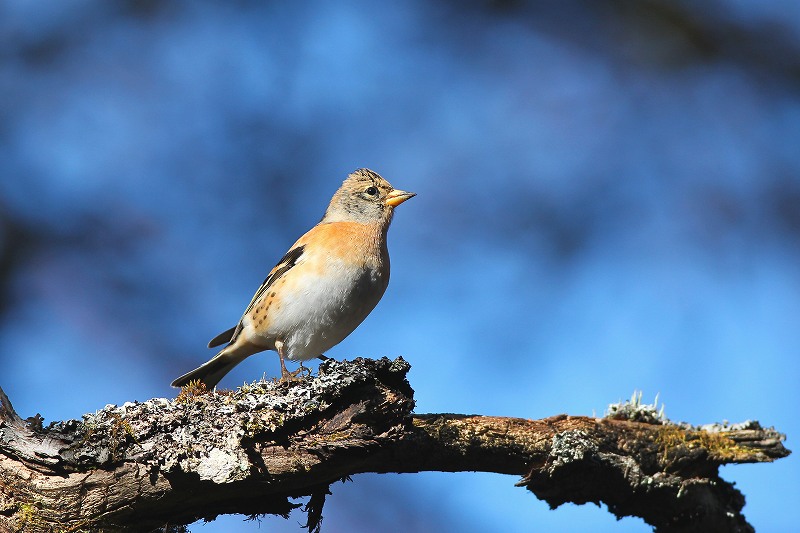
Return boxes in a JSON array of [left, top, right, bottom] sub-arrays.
[[323, 168, 415, 225]]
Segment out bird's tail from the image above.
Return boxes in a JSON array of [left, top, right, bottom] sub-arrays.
[[171, 343, 259, 389]]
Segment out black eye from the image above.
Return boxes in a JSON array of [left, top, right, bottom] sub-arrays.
[[365, 186, 378, 196]]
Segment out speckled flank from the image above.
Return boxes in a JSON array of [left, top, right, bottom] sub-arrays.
[[237, 221, 389, 361]]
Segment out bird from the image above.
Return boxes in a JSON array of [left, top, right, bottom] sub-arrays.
[[171, 168, 415, 388]]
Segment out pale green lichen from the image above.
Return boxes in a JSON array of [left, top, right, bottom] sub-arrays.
[[605, 390, 667, 425]]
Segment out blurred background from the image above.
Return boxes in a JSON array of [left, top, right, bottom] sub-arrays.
[[1, 0, 799, 531]]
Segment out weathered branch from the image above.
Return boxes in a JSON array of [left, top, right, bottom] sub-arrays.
[[0, 358, 790, 532]]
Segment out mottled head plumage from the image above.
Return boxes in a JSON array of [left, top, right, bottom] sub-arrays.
[[322, 168, 415, 224]]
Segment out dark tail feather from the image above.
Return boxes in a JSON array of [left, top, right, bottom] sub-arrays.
[[172, 352, 242, 389]]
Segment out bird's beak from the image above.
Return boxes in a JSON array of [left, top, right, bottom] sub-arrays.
[[385, 189, 416, 207]]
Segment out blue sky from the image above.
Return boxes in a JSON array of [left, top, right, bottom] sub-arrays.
[[1, 1, 798, 531]]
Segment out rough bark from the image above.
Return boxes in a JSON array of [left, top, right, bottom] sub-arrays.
[[0, 357, 790, 533]]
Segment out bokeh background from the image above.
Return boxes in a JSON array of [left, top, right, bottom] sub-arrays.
[[2, 1, 799, 531]]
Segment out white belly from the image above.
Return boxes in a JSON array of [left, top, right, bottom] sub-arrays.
[[261, 264, 387, 361]]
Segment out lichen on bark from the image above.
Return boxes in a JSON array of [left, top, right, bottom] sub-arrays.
[[0, 357, 790, 533]]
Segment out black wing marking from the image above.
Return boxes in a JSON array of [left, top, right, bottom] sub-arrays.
[[242, 244, 305, 317], [220, 244, 306, 346]]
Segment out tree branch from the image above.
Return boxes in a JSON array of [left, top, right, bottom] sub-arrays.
[[0, 358, 790, 532]]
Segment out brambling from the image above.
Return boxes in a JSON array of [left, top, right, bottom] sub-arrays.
[[172, 168, 415, 388]]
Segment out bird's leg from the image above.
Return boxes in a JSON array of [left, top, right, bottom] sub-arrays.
[[275, 340, 305, 382], [275, 340, 291, 380]]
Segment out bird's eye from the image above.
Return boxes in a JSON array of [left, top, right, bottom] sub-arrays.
[[365, 186, 378, 196]]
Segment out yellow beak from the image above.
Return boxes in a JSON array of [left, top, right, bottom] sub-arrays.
[[385, 189, 416, 207]]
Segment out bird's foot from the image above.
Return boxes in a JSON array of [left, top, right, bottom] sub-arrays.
[[292, 363, 313, 379], [278, 364, 311, 383]]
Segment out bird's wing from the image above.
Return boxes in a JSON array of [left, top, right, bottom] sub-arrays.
[[207, 326, 236, 348], [207, 244, 306, 348]]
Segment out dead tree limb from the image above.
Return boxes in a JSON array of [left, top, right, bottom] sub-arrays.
[[0, 357, 790, 533]]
